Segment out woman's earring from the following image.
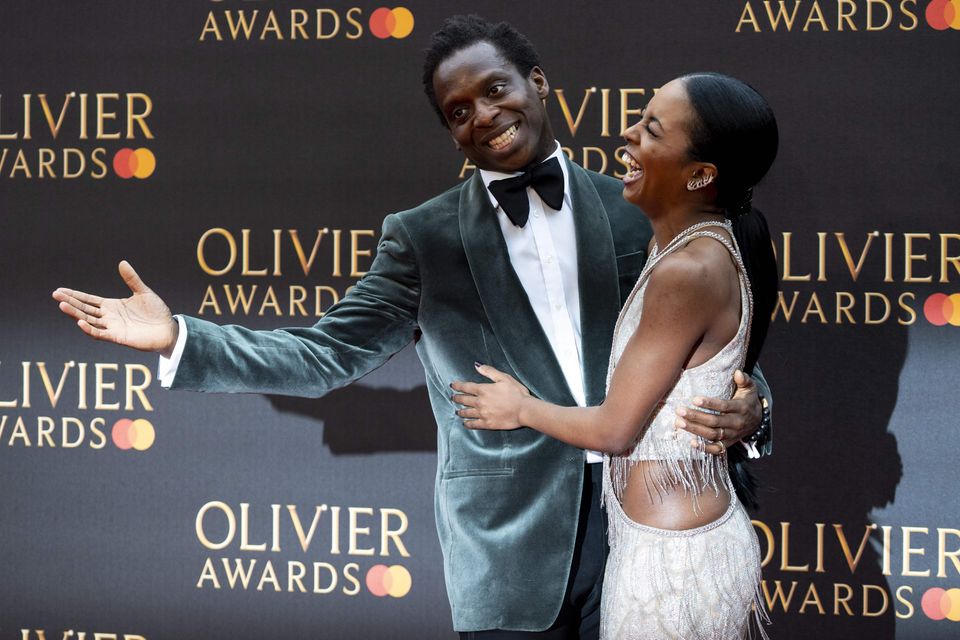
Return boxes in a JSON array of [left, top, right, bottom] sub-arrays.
[[686, 175, 714, 191]]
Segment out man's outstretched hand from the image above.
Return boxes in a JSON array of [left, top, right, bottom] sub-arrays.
[[53, 260, 179, 357]]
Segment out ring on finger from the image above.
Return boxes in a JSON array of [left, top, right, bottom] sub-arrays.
[[718, 427, 724, 441]]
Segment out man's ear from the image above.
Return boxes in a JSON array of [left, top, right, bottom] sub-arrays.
[[530, 66, 549, 99]]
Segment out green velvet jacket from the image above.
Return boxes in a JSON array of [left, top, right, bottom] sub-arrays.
[[171, 158, 766, 631]]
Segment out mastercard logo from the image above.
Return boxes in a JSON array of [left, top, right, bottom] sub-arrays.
[[365, 564, 411, 598], [927, 0, 960, 30], [922, 587, 960, 621], [923, 293, 960, 326], [113, 148, 156, 179], [368, 7, 414, 39], [111, 418, 156, 451]]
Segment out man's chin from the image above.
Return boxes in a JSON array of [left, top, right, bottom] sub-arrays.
[[471, 148, 536, 174]]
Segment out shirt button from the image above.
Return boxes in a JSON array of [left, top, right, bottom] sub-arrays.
[[545, 255, 554, 264], [554, 303, 562, 310], [533, 211, 541, 218]]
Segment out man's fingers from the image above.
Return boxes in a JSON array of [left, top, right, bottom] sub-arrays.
[[733, 369, 752, 389], [676, 405, 720, 429], [58, 300, 98, 325], [57, 300, 83, 322], [457, 408, 480, 419], [77, 318, 110, 341], [85, 315, 109, 330], [118, 260, 150, 295], [690, 396, 731, 413], [57, 292, 104, 319], [54, 287, 105, 309], [676, 410, 747, 441], [678, 420, 718, 441], [699, 440, 727, 457]]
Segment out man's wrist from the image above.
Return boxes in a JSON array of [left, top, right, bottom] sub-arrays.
[[745, 393, 771, 448], [159, 318, 179, 359]]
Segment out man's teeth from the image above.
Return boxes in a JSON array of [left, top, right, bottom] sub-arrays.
[[621, 152, 643, 178], [488, 124, 519, 150]]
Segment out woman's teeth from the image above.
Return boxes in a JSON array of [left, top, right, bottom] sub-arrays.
[[488, 124, 519, 150], [621, 152, 643, 179]]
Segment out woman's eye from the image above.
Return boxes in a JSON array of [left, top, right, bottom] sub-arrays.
[[489, 83, 505, 96]]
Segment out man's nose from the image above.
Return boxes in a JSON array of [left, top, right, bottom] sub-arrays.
[[475, 100, 500, 126]]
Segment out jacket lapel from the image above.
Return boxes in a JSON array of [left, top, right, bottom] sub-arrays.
[[458, 172, 576, 406], [566, 160, 621, 406]]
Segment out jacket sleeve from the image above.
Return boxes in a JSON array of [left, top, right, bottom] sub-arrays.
[[170, 213, 421, 397]]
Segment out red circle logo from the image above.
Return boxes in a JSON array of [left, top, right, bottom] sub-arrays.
[[926, 0, 960, 30], [923, 293, 960, 326], [922, 587, 960, 621]]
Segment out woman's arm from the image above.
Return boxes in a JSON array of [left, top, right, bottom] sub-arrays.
[[452, 251, 723, 453]]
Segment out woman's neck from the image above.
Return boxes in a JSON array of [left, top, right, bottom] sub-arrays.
[[650, 207, 727, 250]]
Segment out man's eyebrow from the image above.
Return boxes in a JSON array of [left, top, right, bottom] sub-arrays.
[[441, 70, 507, 105], [478, 69, 509, 83]]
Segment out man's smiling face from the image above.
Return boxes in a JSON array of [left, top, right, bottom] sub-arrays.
[[433, 41, 555, 173]]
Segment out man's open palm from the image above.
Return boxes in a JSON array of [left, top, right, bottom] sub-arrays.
[[53, 260, 178, 356]]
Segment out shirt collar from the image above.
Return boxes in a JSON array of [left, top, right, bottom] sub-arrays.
[[478, 142, 570, 210]]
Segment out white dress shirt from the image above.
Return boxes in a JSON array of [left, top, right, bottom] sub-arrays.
[[479, 143, 600, 463], [160, 142, 601, 462]]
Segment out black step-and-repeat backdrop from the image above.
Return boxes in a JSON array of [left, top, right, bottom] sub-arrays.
[[2, 1, 958, 638]]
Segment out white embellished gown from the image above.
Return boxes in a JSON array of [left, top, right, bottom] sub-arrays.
[[599, 222, 767, 639]]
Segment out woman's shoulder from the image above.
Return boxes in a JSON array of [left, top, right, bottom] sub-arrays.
[[645, 237, 734, 306], [682, 230, 738, 268]]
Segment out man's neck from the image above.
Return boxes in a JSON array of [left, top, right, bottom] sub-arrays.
[[478, 141, 563, 180]]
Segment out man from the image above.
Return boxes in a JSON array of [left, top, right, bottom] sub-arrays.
[[54, 16, 768, 638]]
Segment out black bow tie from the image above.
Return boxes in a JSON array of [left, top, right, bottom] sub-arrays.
[[487, 156, 564, 227]]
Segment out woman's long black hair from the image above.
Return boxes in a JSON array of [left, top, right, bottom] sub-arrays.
[[681, 72, 779, 509]]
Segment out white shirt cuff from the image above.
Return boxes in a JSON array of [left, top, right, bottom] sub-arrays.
[[158, 315, 188, 388], [585, 450, 603, 464]]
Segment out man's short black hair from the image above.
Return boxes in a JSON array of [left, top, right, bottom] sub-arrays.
[[422, 15, 542, 127]]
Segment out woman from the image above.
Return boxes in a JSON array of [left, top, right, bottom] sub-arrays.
[[451, 72, 779, 639]]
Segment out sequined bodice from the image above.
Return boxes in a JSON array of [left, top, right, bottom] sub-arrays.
[[605, 221, 752, 494]]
